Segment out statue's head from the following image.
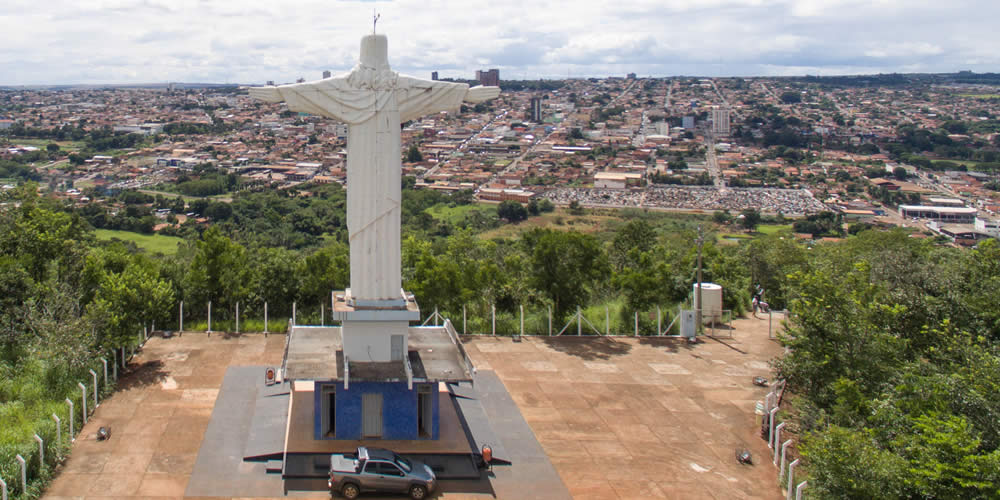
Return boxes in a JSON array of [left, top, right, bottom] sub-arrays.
[[360, 34, 389, 70]]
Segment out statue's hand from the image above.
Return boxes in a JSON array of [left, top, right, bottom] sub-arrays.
[[464, 85, 500, 104], [249, 86, 283, 103]]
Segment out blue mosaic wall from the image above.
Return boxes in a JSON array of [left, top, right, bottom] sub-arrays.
[[314, 381, 439, 440]]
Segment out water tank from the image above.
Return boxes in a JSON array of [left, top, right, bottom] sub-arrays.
[[693, 282, 724, 323]]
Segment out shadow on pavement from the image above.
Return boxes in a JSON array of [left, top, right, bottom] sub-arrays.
[[539, 336, 632, 360], [116, 360, 169, 389]]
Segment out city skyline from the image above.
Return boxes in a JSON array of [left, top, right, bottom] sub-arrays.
[[2, 0, 999, 85]]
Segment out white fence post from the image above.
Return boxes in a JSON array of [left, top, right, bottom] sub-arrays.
[[179, 300, 184, 331], [65, 399, 74, 440], [90, 369, 98, 408], [78, 383, 87, 424], [264, 302, 269, 333], [52, 414, 61, 451], [491, 304, 496, 336], [15, 455, 25, 495], [1, 477, 6, 500], [33, 434, 43, 468], [773, 422, 786, 464], [795, 481, 807, 500], [786, 459, 800, 500], [292, 301, 296, 326], [208, 300, 212, 332], [657, 306, 662, 335], [634, 311, 638, 336], [577, 307, 582, 336], [320, 303, 323, 326], [101, 358, 108, 388], [237, 302, 241, 332], [605, 306, 609, 336], [462, 305, 467, 334], [519, 305, 524, 336], [547, 306, 552, 336], [779, 439, 792, 481], [111, 350, 117, 381], [768, 407, 779, 448]]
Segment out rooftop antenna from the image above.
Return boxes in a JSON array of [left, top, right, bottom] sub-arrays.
[[373, 10, 380, 34]]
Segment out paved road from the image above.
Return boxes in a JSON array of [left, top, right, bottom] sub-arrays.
[[705, 133, 727, 191], [422, 109, 508, 181]]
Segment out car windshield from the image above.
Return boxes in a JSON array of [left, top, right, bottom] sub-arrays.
[[393, 454, 412, 472]]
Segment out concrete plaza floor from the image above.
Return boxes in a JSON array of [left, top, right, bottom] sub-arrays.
[[43, 315, 784, 500], [461, 316, 785, 499]]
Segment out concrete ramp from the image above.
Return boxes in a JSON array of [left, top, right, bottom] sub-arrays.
[[243, 382, 290, 461]]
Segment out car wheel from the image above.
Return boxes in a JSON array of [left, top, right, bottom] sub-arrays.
[[409, 484, 428, 499], [341, 483, 360, 499]]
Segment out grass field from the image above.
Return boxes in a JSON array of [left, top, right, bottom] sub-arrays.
[[757, 224, 794, 235], [425, 203, 497, 225], [137, 189, 233, 203], [10, 138, 87, 151], [958, 94, 1000, 99], [94, 229, 184, 254], [478, 209, 625, 240]]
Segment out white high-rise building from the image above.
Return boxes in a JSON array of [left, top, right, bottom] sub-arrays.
[[711, 106, 731, 136]]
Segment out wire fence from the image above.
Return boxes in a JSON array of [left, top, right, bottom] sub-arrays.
[[758, 379, 809, 499], [159, 299, 750, 339], [0, 331, 147, 500], [421, 304, 736, 338]]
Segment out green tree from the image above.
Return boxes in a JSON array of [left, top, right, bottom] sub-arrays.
[[775, 263, 907, 407], [610, 219, 656, 271], [527, 198, 540, 216], [88, 259, 173, 346], [497, 200, 528, 223], [780, 91, 802, 104], [405, 144, 423, 163], [183, 226, 250, 316], [712, 210, 732, 224], [246, 246, 303, 317], [297, 242, 349, 314], [739, 208, 761, 232], [523, 229, 608, 320]]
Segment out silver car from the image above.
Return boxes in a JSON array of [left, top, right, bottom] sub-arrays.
[[329, 447, 436, 499]]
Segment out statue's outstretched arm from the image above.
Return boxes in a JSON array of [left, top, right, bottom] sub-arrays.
[[248, 86, 283, 103], [464, 85, 500, 104]]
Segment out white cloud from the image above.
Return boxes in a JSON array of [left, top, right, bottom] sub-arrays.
[[0, 0, 997, 84]]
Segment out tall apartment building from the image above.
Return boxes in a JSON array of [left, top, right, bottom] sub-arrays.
[[711, 107, 731, 136], [475, 68, 500, 87], [682, 116, 695, 129], [431, 71, 438, 81], [530, 96, 542, 122], [323, 70, 331, 79]]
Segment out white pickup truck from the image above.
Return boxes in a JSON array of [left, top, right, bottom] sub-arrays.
[[329, 447, 436, 499]]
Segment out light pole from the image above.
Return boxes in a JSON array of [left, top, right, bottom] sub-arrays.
[[695, 225, 705, 336]]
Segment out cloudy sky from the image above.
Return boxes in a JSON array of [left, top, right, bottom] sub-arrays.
[[2, 0, 998, 85]]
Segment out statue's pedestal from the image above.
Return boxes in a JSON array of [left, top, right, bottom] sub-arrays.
[[332, 289, 419, 362]]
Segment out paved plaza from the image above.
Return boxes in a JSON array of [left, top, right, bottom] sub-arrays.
[[43, 316, 784, 500]]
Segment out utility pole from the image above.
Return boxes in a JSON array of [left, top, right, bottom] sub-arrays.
[[695, 225, 705, 336]]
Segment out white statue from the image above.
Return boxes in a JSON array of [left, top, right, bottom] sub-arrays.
[[250, 35, 499, 303]]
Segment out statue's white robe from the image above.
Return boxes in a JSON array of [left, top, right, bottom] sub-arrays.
[[252, 67, 469, 301]]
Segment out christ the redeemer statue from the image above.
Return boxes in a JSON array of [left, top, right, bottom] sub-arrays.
[[250, 34, 499, 304]]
